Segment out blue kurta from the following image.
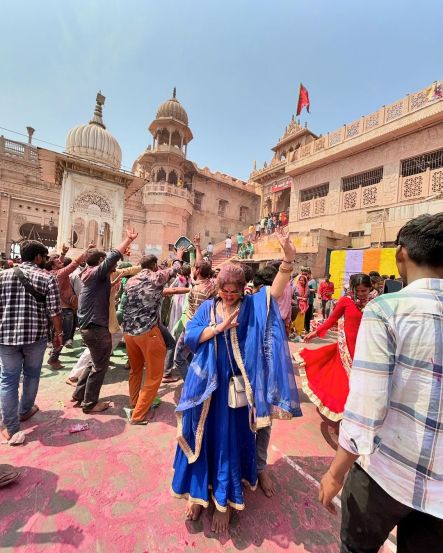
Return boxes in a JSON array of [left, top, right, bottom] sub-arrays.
[[171, 287, 302, 511]]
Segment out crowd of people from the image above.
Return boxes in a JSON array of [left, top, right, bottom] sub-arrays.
[[220, 210, 290, 259], [0, 212, 442, 549]]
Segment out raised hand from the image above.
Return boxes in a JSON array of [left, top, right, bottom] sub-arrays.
[[303, 331, 317, 343], [126, 227, 138, 241], [218, 308, 240, 333], [193, 233, 201, 247], [275, 227, 296, 262], [61, 243, 70, 255], [176, 246, 186, 260], [87, 241, 96, 249]]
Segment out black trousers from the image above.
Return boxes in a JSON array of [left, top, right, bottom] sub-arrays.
[[304, 304, 313, 332], [159, 323, 176, 377], [341, 464, 443, 553], [73, 325, 112, 412]]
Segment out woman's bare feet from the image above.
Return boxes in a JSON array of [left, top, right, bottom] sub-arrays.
[[185, 501, 203, 521], [258, 469, 276, 497], [211, 507, 230, 534]]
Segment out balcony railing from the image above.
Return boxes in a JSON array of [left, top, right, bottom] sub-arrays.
[[0, 136, 38, 163], [144, 181, 191, 200]]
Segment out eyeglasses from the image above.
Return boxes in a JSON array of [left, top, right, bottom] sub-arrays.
[[220, 289, 242, 296]]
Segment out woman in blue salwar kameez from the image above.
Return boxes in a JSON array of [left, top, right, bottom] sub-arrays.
[[172, 229, 302, 533]]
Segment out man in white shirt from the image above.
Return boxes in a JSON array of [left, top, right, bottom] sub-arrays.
[[206, 242, 213, 261], [319, 213, 443, 552], [225, 236, 232, 258]]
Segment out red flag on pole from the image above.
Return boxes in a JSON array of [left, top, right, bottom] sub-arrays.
[[296, 83, 310, 116]]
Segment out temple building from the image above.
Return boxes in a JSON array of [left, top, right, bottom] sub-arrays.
[[251, 81, 443, 275], [0, 89, 260, 259]]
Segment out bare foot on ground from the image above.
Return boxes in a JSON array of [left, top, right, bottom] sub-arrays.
[[185, 501, 203, 521], [1, 428, 11, 441], [85, 401, 110, 413], [211, 507, 230, 534], [258, 469, 276, 497]]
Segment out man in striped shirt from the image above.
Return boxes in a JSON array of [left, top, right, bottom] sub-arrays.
[[319, 213, 443, 552]]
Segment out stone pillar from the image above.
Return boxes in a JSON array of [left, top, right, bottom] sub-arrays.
[[57, 172, 74, 251]]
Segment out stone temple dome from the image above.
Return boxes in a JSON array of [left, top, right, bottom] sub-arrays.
[[66, 92, 122, 169], [156, 88, 189, 126]]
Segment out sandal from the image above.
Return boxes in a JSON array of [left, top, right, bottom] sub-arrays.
[[0, 465, 20, 487]]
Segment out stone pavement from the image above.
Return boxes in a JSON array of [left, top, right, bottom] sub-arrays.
[[0, 336, 395, 553]]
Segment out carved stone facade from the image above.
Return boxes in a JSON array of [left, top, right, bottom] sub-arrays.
[[251, 82, 443, 256], [0, 91, 260, 259]]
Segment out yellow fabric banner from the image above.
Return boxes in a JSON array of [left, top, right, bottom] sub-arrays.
[[379, 248, 399, 277], [329, 250, 347, 299]]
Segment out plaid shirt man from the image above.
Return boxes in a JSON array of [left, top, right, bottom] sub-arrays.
[[0, 262, 61, 345], [339, 278, 443, 518]]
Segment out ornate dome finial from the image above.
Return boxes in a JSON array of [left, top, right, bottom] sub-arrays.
[[66, 91, 121, 169], [173, 87, 177, 99], [89, 92, 106, 129]]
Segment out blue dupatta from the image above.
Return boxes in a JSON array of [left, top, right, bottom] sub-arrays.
[[176, 286, 302, 462]]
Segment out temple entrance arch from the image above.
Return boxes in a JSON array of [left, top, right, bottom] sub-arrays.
[[276, 187, 291, 213]]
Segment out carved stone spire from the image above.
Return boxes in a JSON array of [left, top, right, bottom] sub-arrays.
[[173, 87, 177, 99], [89, 91, 106, 129]]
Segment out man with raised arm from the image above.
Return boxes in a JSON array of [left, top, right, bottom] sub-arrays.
[[71, 228, 138, 413]]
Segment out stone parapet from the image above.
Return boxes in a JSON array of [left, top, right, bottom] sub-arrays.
[[286, 82, 443, 175], [0, 136, 38, 164]]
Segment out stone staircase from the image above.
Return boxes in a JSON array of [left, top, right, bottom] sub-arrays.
[[205, 226, 290, 269]]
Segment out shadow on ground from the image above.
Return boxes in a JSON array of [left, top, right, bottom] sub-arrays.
[[0, 466, 84, 549]]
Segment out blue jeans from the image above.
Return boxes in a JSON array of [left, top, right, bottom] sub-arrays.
[[48, 308, 74, 362], [0, 338, 47, 436]]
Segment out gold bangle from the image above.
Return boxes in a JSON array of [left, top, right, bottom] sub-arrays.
[[282, 259, 294, 265], [278, 266, 293, 274]]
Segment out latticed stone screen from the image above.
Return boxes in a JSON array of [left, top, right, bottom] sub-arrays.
[[403, 175, 423, 198], [431, 170, 443, 194]]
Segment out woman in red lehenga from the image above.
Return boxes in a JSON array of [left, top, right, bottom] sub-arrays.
[[298, 273, 372, 422]]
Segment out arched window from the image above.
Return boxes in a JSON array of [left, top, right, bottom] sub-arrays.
[[86, 220, 98, 245], [171, 130, 181, 148], [72, 217, 85, 248], [168, 170, 178, 185], [157, 128, 170, 146], [101, 222, 111, 250], [156, 168, 166, 182]]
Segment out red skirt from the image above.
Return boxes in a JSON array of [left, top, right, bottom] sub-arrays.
[[298, 343, 349, 421]]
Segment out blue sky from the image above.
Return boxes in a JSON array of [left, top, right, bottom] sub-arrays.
[[1, 1, 441, 180]]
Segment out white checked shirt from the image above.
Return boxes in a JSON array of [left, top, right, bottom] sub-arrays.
[[339, 278, 443, 519], [0, 263, 61, 345]]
